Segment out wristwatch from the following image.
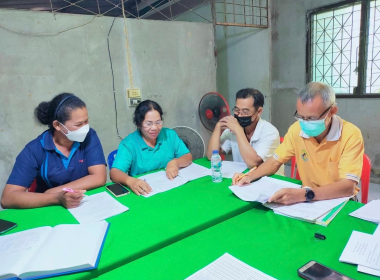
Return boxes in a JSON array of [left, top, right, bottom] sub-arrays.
[[304, 187, 315, 202]]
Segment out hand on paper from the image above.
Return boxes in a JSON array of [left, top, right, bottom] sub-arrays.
[[268, 188, 305, 205], [232, 173, 251, 186], [58, 190, 86, 209], [166, 159, 179, 180], [130, 178, 152, 195]]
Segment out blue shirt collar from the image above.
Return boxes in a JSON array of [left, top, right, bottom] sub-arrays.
[[40, 130, 56, 150], [40, 130, 81, 151]]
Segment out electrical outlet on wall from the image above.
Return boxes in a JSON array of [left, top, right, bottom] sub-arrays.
[[127, 89, 141, 107]]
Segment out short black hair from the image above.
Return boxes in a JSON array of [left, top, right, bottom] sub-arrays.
[[133, 100, 163, 127], [34, 93, 86, 131], [235, 88, 264, 109]]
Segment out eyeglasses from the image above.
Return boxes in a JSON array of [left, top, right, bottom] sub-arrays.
[[294, 105, 333, 122], [142, 120, 164, 128], [232, 106, 255, 116]]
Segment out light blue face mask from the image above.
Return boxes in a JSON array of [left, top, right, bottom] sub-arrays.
[[296, 105, 333, 137], [299, 119, 326, 137]]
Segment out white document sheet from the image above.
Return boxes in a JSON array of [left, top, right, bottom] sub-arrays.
[[68, 192, 129, 224], [267, 197, 350, 221], [340, 231, 380, 270], [178, 163, 211, 181], [185, 253, 277, 280], [221, 161, 248, 178], [357, 225, 380, 276], [374, 224, 380, 236], [349, 199, 380, 223], [139, 171, 189, 197], [229, 176, 301, 203], [358, 265, 380, 277]]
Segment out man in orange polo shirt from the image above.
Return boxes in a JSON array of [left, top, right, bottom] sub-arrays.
[[233, 82, 364, 205]]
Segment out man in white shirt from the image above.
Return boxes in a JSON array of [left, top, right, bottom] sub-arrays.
[[207, 88, 284, 175]]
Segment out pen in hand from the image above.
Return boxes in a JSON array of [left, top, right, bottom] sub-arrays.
[[63, 188, 86, 197], [236, 166, 257, 183]]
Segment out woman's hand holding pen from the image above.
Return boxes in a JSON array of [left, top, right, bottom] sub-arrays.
[[57, 188, 86, 209]]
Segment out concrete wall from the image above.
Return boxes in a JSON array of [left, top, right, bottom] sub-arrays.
[[271, 0, 380, 182], [0, 9, 216, 201], [177, 2, 272, 121]]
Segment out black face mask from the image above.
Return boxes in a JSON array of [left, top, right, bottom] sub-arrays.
[[234, 114, 253, 128]]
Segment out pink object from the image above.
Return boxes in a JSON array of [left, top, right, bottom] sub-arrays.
[[361, 154, 371, 204], [63, 187, 75, 193], [280, 136, 299, 180], [28, 179, 37, 192]]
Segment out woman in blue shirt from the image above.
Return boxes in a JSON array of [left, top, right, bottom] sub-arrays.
[[1, 93, 107, 209], [110, 100, 192, 196]]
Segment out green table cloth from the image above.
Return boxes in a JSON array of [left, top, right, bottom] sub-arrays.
[[1, 158, 294, 279], [95, 201, 378, 280]]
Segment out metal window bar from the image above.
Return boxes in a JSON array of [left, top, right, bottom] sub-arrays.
[[309, 2, 362, 94], [212, 0, 268, 28], [367, 0, 380, 93], [308, 0, 380, 96], [0, 0, 214, 23]]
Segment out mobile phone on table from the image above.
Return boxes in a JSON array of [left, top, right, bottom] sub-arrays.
[[106, 183, 130, 197], [298, 260, 353, 280], [0, 219, 17, 234]]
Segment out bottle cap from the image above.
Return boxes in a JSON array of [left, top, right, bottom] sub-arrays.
[[212, 150, 218, 154]]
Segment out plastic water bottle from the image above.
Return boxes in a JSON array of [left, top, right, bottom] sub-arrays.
[[211, 150, 222, 183]]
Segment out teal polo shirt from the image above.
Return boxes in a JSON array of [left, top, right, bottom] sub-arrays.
[[112, 128, 190, 176]]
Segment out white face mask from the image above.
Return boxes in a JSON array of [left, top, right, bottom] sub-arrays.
[[59, 123, 89, 142]]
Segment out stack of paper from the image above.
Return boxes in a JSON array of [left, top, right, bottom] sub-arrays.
[[229, 176, 349, 226], [69, 192, 129, 223], [229, 176, 301, 203], [314, 201, 348, 226], [178, 163, 211, 181], [349, 199, 380, 223], [266, 197, 350, 223], [340, 225, 380, 276], [185, 253, 277, 280], [221, 161, 248, 178], [139, 171, 189, 197]]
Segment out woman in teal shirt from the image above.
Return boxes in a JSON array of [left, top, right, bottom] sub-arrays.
[[110, 100, 192, 195]]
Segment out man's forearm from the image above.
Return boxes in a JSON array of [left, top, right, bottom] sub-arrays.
[[234, 129, 262, 168], [312, 179, 356, 201], [249, 157, 282, 181], [207, 126, 222, 159]]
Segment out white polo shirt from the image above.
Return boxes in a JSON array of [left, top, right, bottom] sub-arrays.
[[220, 118, 285, 175]]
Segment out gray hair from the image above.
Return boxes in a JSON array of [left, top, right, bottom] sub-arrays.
[[297, 82, 336, 108]]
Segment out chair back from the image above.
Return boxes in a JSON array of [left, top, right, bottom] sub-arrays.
[[361, 153, 371, 204], [107, 149, 118, 171]]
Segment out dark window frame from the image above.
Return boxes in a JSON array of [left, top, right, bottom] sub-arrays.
[[306, 0, 380, 98]]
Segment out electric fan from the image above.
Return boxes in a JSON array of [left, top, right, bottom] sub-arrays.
[[199, 92, 231, 131], [172, 126, 205, 160]]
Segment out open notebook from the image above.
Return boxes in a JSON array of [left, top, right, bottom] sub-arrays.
[[0, 221, 109, 280]]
